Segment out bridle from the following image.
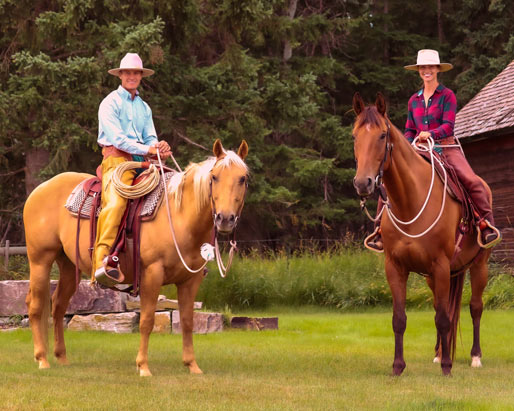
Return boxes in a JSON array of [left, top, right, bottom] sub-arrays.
[[209, 164, 249, 277], [356, 120, 393, 214], [157, 151, 247, 277]]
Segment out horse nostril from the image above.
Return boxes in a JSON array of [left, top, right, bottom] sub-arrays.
[[367, 177, 373, 188], [229, 214, 235, 223], [215, 213, 222, 222]]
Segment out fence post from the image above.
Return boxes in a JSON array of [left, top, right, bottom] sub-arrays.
[[4, 240, 9, 272]]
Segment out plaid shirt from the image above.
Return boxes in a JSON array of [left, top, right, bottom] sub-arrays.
[[404, 84, 457, 141]]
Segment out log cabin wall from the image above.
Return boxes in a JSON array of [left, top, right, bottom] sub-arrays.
[[462, 132, 514, 263]]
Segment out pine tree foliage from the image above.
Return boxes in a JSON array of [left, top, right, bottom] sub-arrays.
[[0, 0, 512, 246]]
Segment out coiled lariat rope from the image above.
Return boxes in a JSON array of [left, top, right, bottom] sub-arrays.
[[111, 161, 161, 199]]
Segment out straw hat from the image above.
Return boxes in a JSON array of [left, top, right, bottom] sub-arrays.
[[404, 49, 453, 72], [108, 53, 154, 77]]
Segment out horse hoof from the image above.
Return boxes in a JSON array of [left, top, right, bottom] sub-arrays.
[[138, 367, 152, 377], [471, 356, 482, 368], [433, 356, 441, 364], [189, 366, 203, 375], [38, 359, 50, 369], [442, 367, 452, 376]]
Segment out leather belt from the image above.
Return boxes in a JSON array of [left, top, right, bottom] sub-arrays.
[[102, 146, 132, 161]]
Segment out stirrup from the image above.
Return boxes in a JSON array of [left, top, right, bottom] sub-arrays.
[[476, 220, 502, 249], [364, 227, 384, 253], [95, 256, 125, 287]]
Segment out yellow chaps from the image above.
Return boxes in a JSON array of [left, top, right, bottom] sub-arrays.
[[91, 155, 136, 278]]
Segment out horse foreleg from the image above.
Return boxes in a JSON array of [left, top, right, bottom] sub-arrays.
[[52, 254, 78, 365], [469, 255, 489, 368], [177, 271, 205, 374], [136, 264, 163, 377], [385, 258, 408, 376], [26, 258, 54, 369], [432, 269, 452, 376]]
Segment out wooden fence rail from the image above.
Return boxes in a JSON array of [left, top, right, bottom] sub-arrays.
[[0, 240, 27, 271]]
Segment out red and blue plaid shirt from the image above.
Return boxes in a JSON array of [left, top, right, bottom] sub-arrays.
[[404, 84, 457, 141]]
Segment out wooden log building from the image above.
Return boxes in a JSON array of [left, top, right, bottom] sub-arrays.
[[454, 59, 514, 263]]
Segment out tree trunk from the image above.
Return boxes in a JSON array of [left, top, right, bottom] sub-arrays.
[[24, 147, 50, 196], [383, 0, 389, 63], [283, 0, 298, 62], [437, 0, 444, 43]]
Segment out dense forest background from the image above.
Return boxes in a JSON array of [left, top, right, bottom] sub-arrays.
[[1, 0, 513, 248]]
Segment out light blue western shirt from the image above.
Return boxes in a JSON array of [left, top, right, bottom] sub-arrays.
[[98, 85, 158, 159]]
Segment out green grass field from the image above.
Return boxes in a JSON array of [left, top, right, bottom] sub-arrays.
[[1, 308, 514, 410]]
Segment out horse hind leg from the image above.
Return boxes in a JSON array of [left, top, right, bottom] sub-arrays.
[[52, 253, 78, 365], [26, 253, 56, 369], [426, 276, 442, 364], [469, 252, 489, 368]]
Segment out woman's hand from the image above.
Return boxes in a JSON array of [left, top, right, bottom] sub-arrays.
[[417, 131, 432, 142]]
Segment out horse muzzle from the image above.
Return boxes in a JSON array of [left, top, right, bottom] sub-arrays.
[[353, 175, 376, 197], [214, 212, 238, 234]]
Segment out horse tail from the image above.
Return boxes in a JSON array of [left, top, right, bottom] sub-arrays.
[[448, 272, 465, 360]]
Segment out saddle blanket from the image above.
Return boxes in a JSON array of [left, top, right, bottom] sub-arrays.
[[64, 171, 175, 221]]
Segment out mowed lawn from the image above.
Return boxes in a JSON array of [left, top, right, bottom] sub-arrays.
[[1, 308, 514, 410]]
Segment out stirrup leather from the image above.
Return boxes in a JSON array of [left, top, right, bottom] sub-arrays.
[[364, 226, 384, 253], [476, 220, 502, 249], [95, 255, 125, 287]]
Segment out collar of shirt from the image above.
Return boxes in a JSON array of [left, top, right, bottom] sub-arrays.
[[416, 84, 445, 97], [116, 85, 139, 100]]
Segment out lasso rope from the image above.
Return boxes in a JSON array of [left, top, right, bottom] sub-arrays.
[[361, 137, 449, 239], [111, 161, 161, 199]]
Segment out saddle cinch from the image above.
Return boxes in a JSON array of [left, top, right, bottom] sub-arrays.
[[65, 164, 175, 296]]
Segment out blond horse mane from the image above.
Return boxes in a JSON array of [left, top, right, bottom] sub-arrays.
[[167, 150, 248, 213]]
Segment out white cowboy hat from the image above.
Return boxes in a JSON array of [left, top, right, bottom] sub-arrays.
[[108, 53, 154, 77], [404, 49, 453, 72]]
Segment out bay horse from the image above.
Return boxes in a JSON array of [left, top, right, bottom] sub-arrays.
[[23, 139, 249, 376], [352, 93, 491, 376]]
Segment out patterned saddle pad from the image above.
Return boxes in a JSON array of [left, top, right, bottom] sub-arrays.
[[65, 171, 175, 221]]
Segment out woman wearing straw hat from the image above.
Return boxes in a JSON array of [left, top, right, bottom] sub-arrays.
[[93, 52, 172, 286], [365, 49, 501, 252]]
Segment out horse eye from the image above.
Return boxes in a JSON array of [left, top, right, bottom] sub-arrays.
[[380, 132, 386, 140], [239, 176, 246, 185], [211, 175, 218, 183]]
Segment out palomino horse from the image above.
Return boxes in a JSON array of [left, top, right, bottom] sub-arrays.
[[352, 93, 491, 376], [24, 139, 249, 376]]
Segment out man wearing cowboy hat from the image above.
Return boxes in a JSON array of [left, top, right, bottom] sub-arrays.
[[93, 52, 171, 286], [365, 49, 501, 252]]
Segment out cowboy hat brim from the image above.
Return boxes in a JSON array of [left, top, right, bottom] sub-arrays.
[[404, 63, 453, 72], [108, 67, 155, 77]]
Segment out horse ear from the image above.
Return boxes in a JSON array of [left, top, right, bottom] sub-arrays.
[[352, 92, 365, 116], [375, 92, 387, 116], [213, 139, 224, 158], [237, 140, 248, 160]]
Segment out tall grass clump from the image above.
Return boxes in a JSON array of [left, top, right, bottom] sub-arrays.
[[195, 245, 514, 311]]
